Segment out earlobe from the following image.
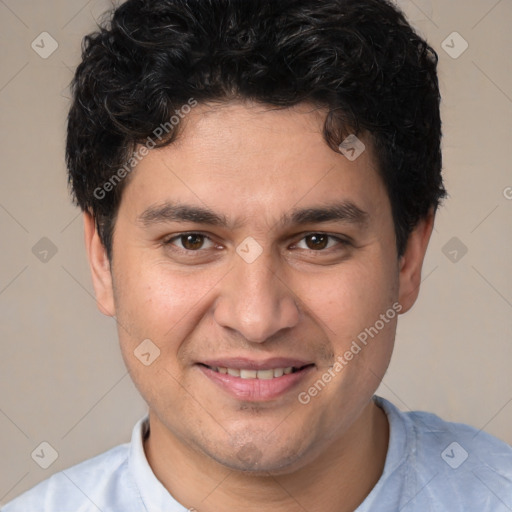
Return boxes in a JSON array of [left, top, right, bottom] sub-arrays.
[[83, 212, 116, 317], [397, 209, 435, 314]]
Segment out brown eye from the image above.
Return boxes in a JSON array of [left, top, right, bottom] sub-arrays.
[[165, 232, 216, 252], [180, 233, 205, 250], [304, 234, 329, 250]]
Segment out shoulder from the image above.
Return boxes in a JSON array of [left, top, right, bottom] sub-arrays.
[[377, 396, 512, 511], [405, 405, 512, 473], [1, 442, 138, 512]]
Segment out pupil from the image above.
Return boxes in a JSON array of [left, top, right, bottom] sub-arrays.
[[183, 234, 203, 250], [307, 234, 328, 250]]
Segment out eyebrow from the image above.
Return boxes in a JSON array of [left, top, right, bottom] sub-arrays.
[[137, 200, 369, 229], [138, 202, 230, 228], [285, 202, 369, 228]]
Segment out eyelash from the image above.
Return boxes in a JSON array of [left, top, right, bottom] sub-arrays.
[[163, 232, 351, 253]]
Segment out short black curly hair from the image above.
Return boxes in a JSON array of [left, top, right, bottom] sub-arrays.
[[67, 0, 446, 259]]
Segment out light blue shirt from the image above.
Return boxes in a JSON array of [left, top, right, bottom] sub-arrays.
[[3, 396, 512, 511]]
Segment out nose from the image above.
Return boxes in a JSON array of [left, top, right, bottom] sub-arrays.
[[213, 248, 300, 343]]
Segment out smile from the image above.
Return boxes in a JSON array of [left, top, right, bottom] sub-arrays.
[[203, 365, 306, 379], [197, 362, 315, 401]]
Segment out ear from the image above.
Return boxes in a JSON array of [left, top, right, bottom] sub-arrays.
[[83, 212, 116, 317], [397, 209, 435, 314]]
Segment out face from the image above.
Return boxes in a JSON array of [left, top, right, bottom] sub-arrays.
[[86, 101, 431, 474]]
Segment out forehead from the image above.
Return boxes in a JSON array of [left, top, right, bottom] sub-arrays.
[[119, 101, 389, 224]]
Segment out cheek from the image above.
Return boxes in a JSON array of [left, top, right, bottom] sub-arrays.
[[111, 261, 212, 412], [297, 252, 399, 339], [112, 259, 223, 357]]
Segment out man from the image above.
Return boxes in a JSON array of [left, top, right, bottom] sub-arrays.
[[3, 0, 511, 510]]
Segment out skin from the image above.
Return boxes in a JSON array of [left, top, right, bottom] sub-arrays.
[[84, 101, 434, 512]]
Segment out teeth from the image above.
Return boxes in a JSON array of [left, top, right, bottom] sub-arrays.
[[273, 368, 284, 377], [240, 369, 258, 379], [211, 366, 297, 379], [256, 369, 274, 380]]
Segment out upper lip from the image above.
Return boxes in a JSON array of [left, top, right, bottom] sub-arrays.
[[198, 357, 314, 370]]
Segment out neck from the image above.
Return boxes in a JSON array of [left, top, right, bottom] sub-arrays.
[[144, 400, 389, 512]]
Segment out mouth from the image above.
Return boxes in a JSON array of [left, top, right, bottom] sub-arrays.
[[196, 360, 315, 401], [199, 364, 313, 380]]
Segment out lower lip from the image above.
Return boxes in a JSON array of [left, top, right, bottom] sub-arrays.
[[197, 365, 314, 401]]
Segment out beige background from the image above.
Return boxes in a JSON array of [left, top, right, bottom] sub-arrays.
[[1, 0, 511, 504]]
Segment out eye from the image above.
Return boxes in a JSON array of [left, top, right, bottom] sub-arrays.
[[165, 233, 216, 251], [294, 233, 348, 251]]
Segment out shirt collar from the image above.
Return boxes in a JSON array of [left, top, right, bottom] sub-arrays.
[[354, 395, 411, 509], [128, 416, 188, 511]]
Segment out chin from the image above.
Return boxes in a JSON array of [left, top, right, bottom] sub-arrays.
[[205, 440, 312, 476]]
